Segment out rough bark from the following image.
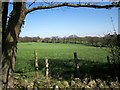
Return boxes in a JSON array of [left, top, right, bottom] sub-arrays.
[[2, 2, 8, 37], [2, 2, 26, 89]]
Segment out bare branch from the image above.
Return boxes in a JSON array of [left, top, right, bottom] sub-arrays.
[[29, 0, 37, 7], [26, 3, 120, 14]]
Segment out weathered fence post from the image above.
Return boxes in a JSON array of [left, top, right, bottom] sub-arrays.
[[73, 52, 80, 77], [74, 52, 79, 69], [107, 56, 111, 70], [45, 57, 49, 80], [107, 56, 113, 77], [34, 50, 39, 80]]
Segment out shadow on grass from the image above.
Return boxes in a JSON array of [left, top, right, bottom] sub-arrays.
[[14, 58, 120, 81], [37, 59, 120, 81]]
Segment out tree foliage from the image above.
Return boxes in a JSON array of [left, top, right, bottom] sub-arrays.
[[107, 33, 120, 64]]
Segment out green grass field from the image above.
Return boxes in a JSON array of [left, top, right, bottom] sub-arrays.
[[16, 42, 108, 62], [15, 42, 109, 80]]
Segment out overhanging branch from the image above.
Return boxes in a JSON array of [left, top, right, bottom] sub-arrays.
[[26, 3, 120, 14]]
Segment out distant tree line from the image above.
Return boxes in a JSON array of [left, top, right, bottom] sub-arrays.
[[19, 34, 117, 47], [19, 36, 41, 42]]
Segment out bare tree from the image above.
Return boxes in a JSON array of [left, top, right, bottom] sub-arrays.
[[2, 0, 120, 89]]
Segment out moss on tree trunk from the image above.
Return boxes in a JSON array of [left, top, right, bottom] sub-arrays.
[[2, 2, 26, 89]]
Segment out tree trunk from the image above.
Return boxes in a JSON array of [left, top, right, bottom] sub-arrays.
[[2, 2, 26, 89]]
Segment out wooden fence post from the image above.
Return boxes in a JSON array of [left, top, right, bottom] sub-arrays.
[[45, 57, 49, 80], [107, 56, 113, 76], [34, 50, 39, 80], [73, 52, 80, 77], [107, 56, 111, 69], [74, 52, 79, 69]]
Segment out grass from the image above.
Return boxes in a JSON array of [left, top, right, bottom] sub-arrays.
[[15, 42, 109, 80], [16, 42, 108, 62]]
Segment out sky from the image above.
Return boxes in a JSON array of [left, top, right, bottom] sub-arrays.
[[10, 2, 118, 38]]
